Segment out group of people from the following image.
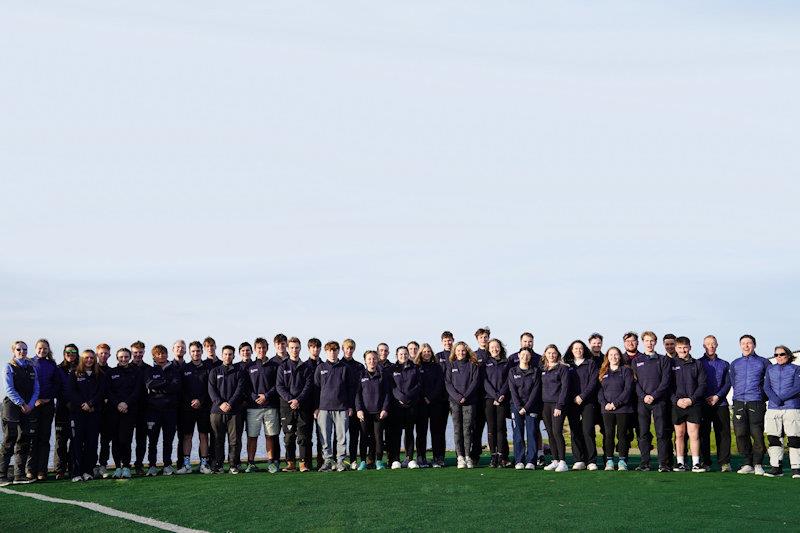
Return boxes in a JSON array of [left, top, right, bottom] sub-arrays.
[[2, 328, 799, 485]]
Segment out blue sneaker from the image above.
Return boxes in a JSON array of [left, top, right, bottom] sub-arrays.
[[605, 459, 615, 471], [357, 461, 367, 471], [618, 458, 628, 471], [375, 460, 385, 470]]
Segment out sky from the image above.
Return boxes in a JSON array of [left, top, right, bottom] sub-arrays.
[[1, 1, 799, 367]]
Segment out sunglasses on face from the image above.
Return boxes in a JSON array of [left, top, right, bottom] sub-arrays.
[[65, 351, 78, 355], [775, 352, 789, 357]]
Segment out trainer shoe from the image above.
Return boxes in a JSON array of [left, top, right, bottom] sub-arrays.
[[489, 455, 498, 468], [229, 466, 240, 474], [737, 465, 754, 474], [544, 460, 558, 471], [618, 459, 628, 471], [720, 463, 732, 473], [319, 461, 333, 472], [636, 463, 651, 472], [282, 461, 297, 472], [375, 460, 385, 470], [112, 468, 123, 479], [536, 456, 547, 468], [135, 466, 145, 477], [692, 464, 707, 473], [465, 458, 474, 469], [93, 465, 103, 478], [587, 462, 598, 471], [572, 462, 586, 471], [267, 462, 279, 474], [764, 466, 783, 477], [101, 466, 112, 479], [121, 467, 132, 479], [408, 460, 419, 469], [146, 466, 158, 476], [673, 463, 687, 472], [13, 478, 34, 485], [82, 473, 93, 481], [350, 461, 359, 471], [754, 465, 765, 476], [605, 459, 615, 471], [391, 461, 402, 470], [162, 465, 175, 476], [555, 461, 569, 473], [436, 459, 446, 468], [792, 469, 800, 479], [525, 462, 536, 470], [357, 461, 367, 471], [515, 463, 525, 470], [456, 456, 466, 469], [71, 476, 82, 483], [401, 458, 410, 469], [299, 462, 310, 473], [658, 465, 671, 473], [200, 463, 212, 475], [336, 462, 346, 472]]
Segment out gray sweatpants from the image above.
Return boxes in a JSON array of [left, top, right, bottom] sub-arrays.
[[317, 410, 348, 463]]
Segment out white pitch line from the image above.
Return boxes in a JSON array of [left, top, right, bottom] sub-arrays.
[[0, 487, 209, 533]]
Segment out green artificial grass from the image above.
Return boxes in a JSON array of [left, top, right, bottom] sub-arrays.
[[1, 454, 796, 533]]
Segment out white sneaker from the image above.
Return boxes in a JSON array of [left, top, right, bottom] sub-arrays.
[[146, 466, 159, 477], [604, 459, 615, 471], [737, 465, 754, 474], [162, 465, 175, 476], [200, 463, 212, 475], [391, 461, 402, 470], [350, 461, 359, 471], [408, 460, 419, 469], [572, 462, 586, 471], [465, 458, 474, 469], [544, 460, 558, 471], [176, 465, 191, 475], [587, 463, 598, 471], [82, 473, 93, 481], [514, 463, 525, 470], [99, 466, 110, 479], [456, 456, 466, 469], [112, 468, 123, 479], [525, 463, 536, 470], [555, 461, 569, 473], [754, 465, 765, 476], [71, 476, 82, 483]]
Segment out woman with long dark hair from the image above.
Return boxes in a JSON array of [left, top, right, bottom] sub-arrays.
[[565, 340, 599, 470], [541, 344, 570, 472], [54, 344, 79, 479], [484, 338, 511, 467]]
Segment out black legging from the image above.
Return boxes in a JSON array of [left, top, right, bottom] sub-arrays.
[[485, 398, 509, 459], [348, 412, 366, 464], [389, 404, 417, 462], [601, 412, 630, 459], [568, 402, 597, 464], [112, 411, 136, 468], [360, 412, 385, 463], [415, 401, 431, 461], [542, 403, 566, 461], [428, 401, 448, 461]]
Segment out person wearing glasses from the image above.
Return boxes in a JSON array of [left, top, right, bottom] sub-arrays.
[[54, 344, 79, 479], [0, 341, 39, 485], [763, 346, 800, 478]]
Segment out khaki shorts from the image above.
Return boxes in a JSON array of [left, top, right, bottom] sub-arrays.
[[246, 407, 280, 438], [764, 408, 800, 437]]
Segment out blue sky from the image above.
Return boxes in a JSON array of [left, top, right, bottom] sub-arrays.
[[1, 1, 798, 364]]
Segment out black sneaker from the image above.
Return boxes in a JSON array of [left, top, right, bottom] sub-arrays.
[[135, 466, 145, 477], [764, 466, 783, 478], [489, 456, 498, 468], [658, 465, 671, 473], [636, 463, 651, 472], [536, 456, 547, 468], [672, 463, 687, 472]]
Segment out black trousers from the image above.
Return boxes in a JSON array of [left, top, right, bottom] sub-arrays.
[[54, 403, 72, 475], [98, 404, 115, 467], [27, 401, 55, 476], [470, 396, 486, 461], [485, 398, 510, 459], [732, 400, 766, 466], [1, 404, 36, 480], [700, 403, 731, 466], [637, 400, 670, 467], [175, 409, 186, 466], [428, 401, 448, 460], [568, 402, 597, 464], [360, 412, 385, 463], [415, 401, 431, 461], [112, 411, 136, 468], [210, 412, 243, 469], [602, 412, 631, 458], [147, 409, 177, 467], [134, 410, 148, 468], [70, 412, 100, 476], [280, 402, 312, 463], [347, 412, 365, 463], [542, 403, 566, 461], [389, 404, 417, 462]]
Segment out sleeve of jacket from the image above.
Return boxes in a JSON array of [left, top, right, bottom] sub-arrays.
[[763, 368, 780, 406], [381, 373, 392, 412], [691, 362, 707, 405], [89, 375, 107, 408], [128, 371, 143, 407], [462, 365, 479, 402], [556, 366, 569, 409], [276, 364, 291, 403], [230, 369, 245, 405], [355, 377, 365, 412], [634, 364, 646, 399], [579, 361, 599, 401], [207, 369, 221, 406], [408, 369, 422, 400], [484, 366, 500, 400], [265, 365, 279, 403], [716, 362, 731, 399], [508, 373, 521, 409], [445, 366, 459, 402], [781, 367, 800, 401], [652, 357, 672, 401], [597, 379, 607, 406], [614, 368, 633, 408], [524, 373, 542, 414], [498, 366, 510, 399], [297, 367, 313, 404]]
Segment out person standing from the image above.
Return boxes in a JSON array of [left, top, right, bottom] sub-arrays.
[[632, 331, 672, 472], [598, 347, 633, 471], [446, 341, 480, 469], [130, 340, 150, 476], [763, 345, 800, 478], [28, 339, 59, 481], [105, 348, 142, 479], [388, 346, 421, 469], [417, 343, 447, 468], [730, 334, 769, 475], [698, 335, 732, 472], [305, 338, 325, 469], [244, 341, 280, 473], [541, 345, 570, 473], [276, 337, 314, 472], [53, 344, 78, 479], [142, 344, 182, 476], [314, 341, 352, 472], [67, 349, 106, 482], [670, 337, 707, 472], [565, 340, 599, 471], [1, 341, 39, 485], [470, 327, 490, 465], [355, 350, 390, 470], [208, 345, 246, 474], [177, 341, 213, 474], [484, 339, 511, 468], [340, 339, 365, 469], [508, 347, 541, 469]]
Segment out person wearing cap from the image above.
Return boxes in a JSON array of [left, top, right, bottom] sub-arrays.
[[763, 345, 800, 478]]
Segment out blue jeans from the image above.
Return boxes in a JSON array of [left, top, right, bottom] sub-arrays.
[[511, 409, 538, 464]]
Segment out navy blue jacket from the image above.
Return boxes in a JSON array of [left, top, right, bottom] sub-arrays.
[[391, 361, 421, 406], [670, 356, 707, 405], [276, 358, 313, 407], [508, 366, 541, 413], [541, 364, 570, 409], [764, 362, 800, 409], [55, 361, 77, 422], [445, 358, 480, 404], [632, 353, 672, 402], [342, 358, 365, 409], [418, 359, 446, 403], [569, 358, 599, 404], [180, 360, 212, 411], [484, 357, 510, 402], [355, 368, 391, 414], [68, 370, 106, 414], [435, 350, 450, 369], [246, 357, 279, 409], [730, 354, 769, 402], [208, 363, 246, 414], [699, 355, 731, 406], [473, 348, 488, 399], [143, 362, 181, 411], [598, 366, 634, 414], [508, 351, 541, 368], [105, 364, 142, 415], [314, 359, 351, 411]]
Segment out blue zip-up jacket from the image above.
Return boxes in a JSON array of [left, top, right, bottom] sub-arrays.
[[569, 358, 599, 404], [598, 366, 634, 414], [3, 359, 39, 407], [730, 353, 769, 402], [105, 364, 142, 414], [484, 357, 510, 401], [208, 363, 246, 414], [355, 368, 391, 414], [32, 357, 59, 401], [764, 362, 800, 409], [143, 362, 182, 412], [314, 359, 351, 411], [419, 359, 446, 403], [632, 353, 672, 402], [246, 357, 279, 409], [541, 364, 570, 409], [699, 355, 731, 406], [508, 365, 542, 413], [445, 358, 480, 404], [68, 370, 106, 413], [391, 361, 421, 406], [180, 360, 212, 411], [670, 356, 707, 405], [276, 357, 313, 406]]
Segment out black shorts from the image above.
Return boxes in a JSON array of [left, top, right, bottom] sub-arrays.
[[180, 408, 211, 435], [672, 404, 701, 425]]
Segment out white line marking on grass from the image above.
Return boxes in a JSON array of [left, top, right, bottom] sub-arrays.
[[0, 487, 209, 533]]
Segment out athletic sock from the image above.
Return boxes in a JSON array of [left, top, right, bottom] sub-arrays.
[[692, 456, 700, 466], [788, 447, 800, 469], [768, 446, 784, 467], [677, 456, 685, 466]]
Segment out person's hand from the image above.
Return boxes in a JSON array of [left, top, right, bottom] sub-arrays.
[[220, 402, 231, 413], [21, 404, 32, 414], [459, 397, 465, 405], [35, 399, 44, 407], [289, 399, 299, 410], [256, 394, 267, 406], [81, 402, 91, 412], [518, 408, 526, 416], [191, 399, 201, 409], [553, 408, 562, 417], [314, 409, 320, 419], [497, 395, 505, 403], [574, 396, 583, 405], [425, 397, 431, 404], [644, 395, 654, 405], [605, 403, 614, 411], [493, 400, 500, 406], [709, 395, 719, 406], [347, 408, 353, 417], [357, 410, 365, 422], [118, 402, 128, 413], [379, 410, 388, 420]]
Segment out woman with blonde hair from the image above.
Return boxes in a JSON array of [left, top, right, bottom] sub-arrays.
[[445, 341, 480, 468], [416, 342, 446, 468], [0, 341, 39, 485], [598, 346, 634, 471], [67, 349, 106, 482], [540, 344, 570, 472], [28, 339, 60, 480]]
